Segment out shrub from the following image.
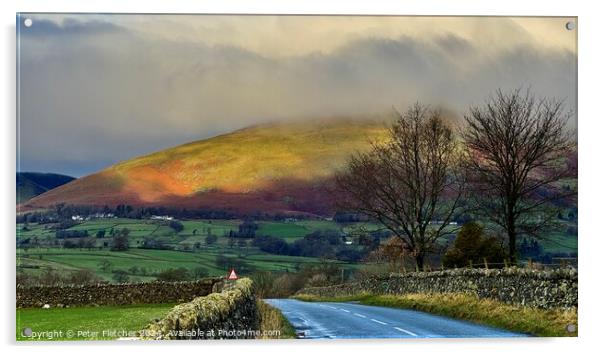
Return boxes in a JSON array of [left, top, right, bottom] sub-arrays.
[[156, 267, 190, 282], [112, 270, 130, 283], [251, 271, 278, 298], [215, 254, 255, 274], [192, 267, 209, 280], [168, 220, 184, 233], [442, 222, 506, 268], [205, 234, 217, 245], [110, 229, 130, 251], [56, 229, 88, 239], [68, 269, 103, 285]]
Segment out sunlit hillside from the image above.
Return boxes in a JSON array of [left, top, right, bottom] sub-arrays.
[[23, 118, 390, 215]]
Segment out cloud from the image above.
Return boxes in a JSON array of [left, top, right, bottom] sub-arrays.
[[17, 15, 577, 177], [21, 17, 123, 37]]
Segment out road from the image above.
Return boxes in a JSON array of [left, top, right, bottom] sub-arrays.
[[265, 299, 527, 339]]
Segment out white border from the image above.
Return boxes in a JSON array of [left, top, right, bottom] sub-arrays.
[[2, 1, 600, 354]]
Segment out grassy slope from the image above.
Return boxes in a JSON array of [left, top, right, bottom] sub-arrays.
[[16, 303, 174, 341], [256, 300, 296, 339], [17, 217, 362, 282], [294, 293, 577, 337], [17, 247, 330, 282], [17, 172, 75, 204], [24, 119, 388, 211]]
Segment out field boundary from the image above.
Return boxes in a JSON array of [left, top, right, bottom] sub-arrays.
[[142, 278, 259, 339], [17, 277, 224, 308], [296, 267, 577, 309]]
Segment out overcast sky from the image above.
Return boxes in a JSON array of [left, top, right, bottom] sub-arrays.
[[17, 15, 577, 177]]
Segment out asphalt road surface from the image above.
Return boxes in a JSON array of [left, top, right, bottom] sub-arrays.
[[265, 299, 527, 339]]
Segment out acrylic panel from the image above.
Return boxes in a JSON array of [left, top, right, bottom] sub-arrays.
[[16, 14, 577, 341]]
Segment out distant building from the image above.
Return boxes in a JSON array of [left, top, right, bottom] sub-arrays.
[[151, 215, 173, 221], [88, 212, 115, 219], [71, 215, 84, 221]]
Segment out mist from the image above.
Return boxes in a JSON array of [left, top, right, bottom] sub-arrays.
[[17, 15, 577, 177]]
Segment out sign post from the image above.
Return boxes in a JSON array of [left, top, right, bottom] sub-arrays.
[[227, 268, 238, 281]]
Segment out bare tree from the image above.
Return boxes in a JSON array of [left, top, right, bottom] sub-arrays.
[[462, 89, 575, 263], [335, 103, 464, 270]]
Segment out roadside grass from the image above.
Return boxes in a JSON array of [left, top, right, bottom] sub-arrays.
[[256, 300, 296, 339], [293, 293, 577, 337], [16, 303, 174, 341]]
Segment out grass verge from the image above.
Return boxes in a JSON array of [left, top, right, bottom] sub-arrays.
[[16, 303, 175, 341], [256, 300, 296, 339], [293, 293, 577, 337]]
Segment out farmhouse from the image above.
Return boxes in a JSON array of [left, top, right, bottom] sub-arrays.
[[151, 215, 174, 221]]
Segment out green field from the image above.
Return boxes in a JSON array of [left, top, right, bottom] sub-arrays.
[[16, 216, 577, 283], [17, 218, 348, 246], [17, 247, 342, 282], [16, 303, 174, 341], [16, 217, 363, 282]]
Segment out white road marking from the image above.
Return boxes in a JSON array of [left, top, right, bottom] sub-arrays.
[[353, 313, 366, 318], [394, 327, 418, 336], [370, 319, 388, 325], [326, 305, 338, 310], [340, 309, 350, 313]]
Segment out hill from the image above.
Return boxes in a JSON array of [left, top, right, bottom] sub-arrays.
[[17, 172, 76, 204], [22, 119, 389, 216]]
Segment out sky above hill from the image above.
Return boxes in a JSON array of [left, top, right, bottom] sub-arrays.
[[17, 15, 577, 177]]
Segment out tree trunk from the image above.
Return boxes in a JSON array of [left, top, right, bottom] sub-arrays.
[[507, 213, 517, 265], [415, 253, 425, 272], [508, 230, 517, 265]]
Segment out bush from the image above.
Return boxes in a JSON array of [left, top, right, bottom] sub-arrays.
[[192, 267, 209, 280], [56, 229, 88, 239], [68, 269, 103, 285], [156, 267, 190, 282], [251, 272, 278, 298], [140, 237, 172, 250], [228, 219, 258, 238], [168, 220, 184, 233], [62, 240, 78, 249], [214, 254, 255, 274], [110, 229, 130, 251], [252, 235, 289, 254], [205, 234, 217, 245], [442, 222, 506, 268], [112, 270, 130, 283]]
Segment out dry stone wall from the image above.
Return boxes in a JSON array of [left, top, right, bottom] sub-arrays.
[[142, 278, 259, 340], [297, 268, 577, 309], [16, 277, 223, 308]]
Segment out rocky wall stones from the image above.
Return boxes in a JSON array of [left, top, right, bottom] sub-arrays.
[[142, 278, 259, 340], [297, 268, 577, 309], [16, 277, 224, 308]]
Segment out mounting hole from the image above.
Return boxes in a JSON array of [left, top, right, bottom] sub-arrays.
[[565, 21, 575, 31], [24, 18, 32, 27]]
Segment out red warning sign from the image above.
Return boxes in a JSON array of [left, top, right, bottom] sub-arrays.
[[227, 269, 238, 280]]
